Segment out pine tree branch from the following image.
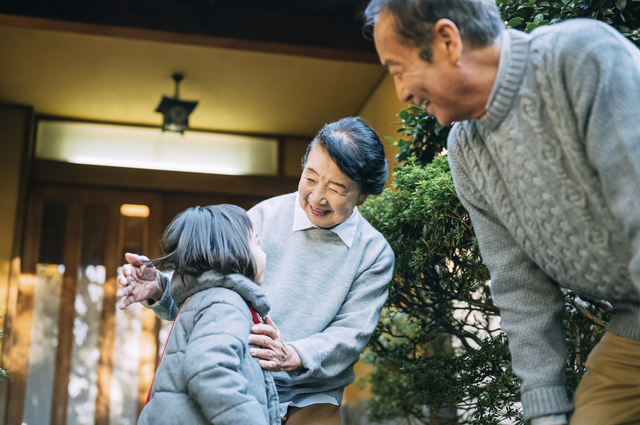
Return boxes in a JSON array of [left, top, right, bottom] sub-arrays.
[[564, 296, 608, 328], [575, 293, 616, 314]]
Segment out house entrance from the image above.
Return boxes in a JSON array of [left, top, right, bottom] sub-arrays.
[[7, 183, 269, 425]]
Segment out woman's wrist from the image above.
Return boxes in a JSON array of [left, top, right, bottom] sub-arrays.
[[283, 344, 303, 372]]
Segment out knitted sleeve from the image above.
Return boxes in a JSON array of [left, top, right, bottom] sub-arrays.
[[141, 272, 178, 321], [287, 242, 394, 380], [564, 23, 640, 320], [448, 129, 573, 421]]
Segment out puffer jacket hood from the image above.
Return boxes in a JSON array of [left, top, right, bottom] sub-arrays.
[[171, 270, 270, 317]]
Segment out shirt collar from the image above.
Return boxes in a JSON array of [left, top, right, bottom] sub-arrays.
[[292, 192, 360, 247]]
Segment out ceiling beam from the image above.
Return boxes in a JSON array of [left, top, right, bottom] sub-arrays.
[[0, 1, 380, 63], [30, 160, 301, 198]]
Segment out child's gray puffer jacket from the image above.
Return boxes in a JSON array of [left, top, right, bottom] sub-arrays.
[[138, 271, 280, 425]]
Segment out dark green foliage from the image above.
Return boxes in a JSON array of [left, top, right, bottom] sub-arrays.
[[498, 0, 640, 46], [391, 105, 449, 166]]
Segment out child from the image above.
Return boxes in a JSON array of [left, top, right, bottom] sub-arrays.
[[137, 205, 280, 425]]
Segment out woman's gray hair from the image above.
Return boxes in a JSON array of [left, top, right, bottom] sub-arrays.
[[302, 117, 388, 196], [364, 0, 504, 62]]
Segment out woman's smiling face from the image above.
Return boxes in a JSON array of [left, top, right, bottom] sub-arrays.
[[298, 145, 367, 229]]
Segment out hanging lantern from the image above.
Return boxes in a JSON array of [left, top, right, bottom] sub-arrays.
[[155, 74, 198, 134]]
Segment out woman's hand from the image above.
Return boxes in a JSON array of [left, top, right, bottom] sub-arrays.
[[248, 317, 302, 372], [116, 253, 163, 309]]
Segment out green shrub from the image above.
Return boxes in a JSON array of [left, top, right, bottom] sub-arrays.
[[498, 0, 640, 46]]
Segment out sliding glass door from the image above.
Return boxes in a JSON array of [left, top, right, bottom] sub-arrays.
[[11, 185, 164, 425]]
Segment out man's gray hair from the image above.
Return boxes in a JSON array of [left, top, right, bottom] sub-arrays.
[[364, 0, 504, 62]]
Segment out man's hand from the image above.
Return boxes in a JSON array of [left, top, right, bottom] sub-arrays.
[[116, 253, 163, 310], [248, 316, 302, 372]]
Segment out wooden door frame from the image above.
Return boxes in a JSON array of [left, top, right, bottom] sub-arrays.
[[5, 184, 165, 425], [0, 104, 35, 425]]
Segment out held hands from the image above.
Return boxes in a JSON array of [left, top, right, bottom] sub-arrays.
[[117, 254, 303, 372], [116, 253, 163, 310], [249, 317, 302, 372]]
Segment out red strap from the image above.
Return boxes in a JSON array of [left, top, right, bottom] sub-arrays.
[[246, 302, 261, 325], [146, 297, 189, 404]]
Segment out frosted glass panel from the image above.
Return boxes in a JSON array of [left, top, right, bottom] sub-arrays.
[[66, 265, 105, 425], [22, 264, 64, 425], [36, 121, 279, 176], [109, 301, 142, 425]]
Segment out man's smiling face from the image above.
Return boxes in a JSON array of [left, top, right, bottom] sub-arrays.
[[373, 9, 466, 125]]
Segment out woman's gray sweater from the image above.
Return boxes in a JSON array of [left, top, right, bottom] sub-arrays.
[[448, 19, 640, 421]]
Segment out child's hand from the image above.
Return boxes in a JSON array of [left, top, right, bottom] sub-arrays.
[[249, 316, 302, 372], [116, 253, 162, 309]]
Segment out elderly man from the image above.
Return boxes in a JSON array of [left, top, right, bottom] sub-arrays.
[[364, 0, 640, 424]]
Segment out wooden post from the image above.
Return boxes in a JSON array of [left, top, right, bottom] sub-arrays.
[[49, 201, 83, 425]]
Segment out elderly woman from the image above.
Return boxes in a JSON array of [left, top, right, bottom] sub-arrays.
[[117, 116, 394, 425]]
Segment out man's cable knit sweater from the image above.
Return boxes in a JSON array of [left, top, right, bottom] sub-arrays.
[[447, 19, 640, 421]]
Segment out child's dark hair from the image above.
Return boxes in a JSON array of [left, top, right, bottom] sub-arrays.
[[152, 205, 256, 281]]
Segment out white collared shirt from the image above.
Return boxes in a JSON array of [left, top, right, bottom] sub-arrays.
[[292, 192, 360, 248], [279, 193, 356, 415]]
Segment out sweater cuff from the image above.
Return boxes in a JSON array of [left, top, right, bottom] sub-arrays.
[[521, 385, 573, 421], [287, 340, 318, 378], [531, 414, 569, 425], [531, 414, 568, 425], [141, 273, 174, 319]]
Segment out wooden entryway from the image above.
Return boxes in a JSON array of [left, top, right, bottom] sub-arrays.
[[4, 178, 291, 425]]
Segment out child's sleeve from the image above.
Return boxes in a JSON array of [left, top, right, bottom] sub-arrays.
[[141, 272, 179, 321], [183, 299, 269, 425]]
